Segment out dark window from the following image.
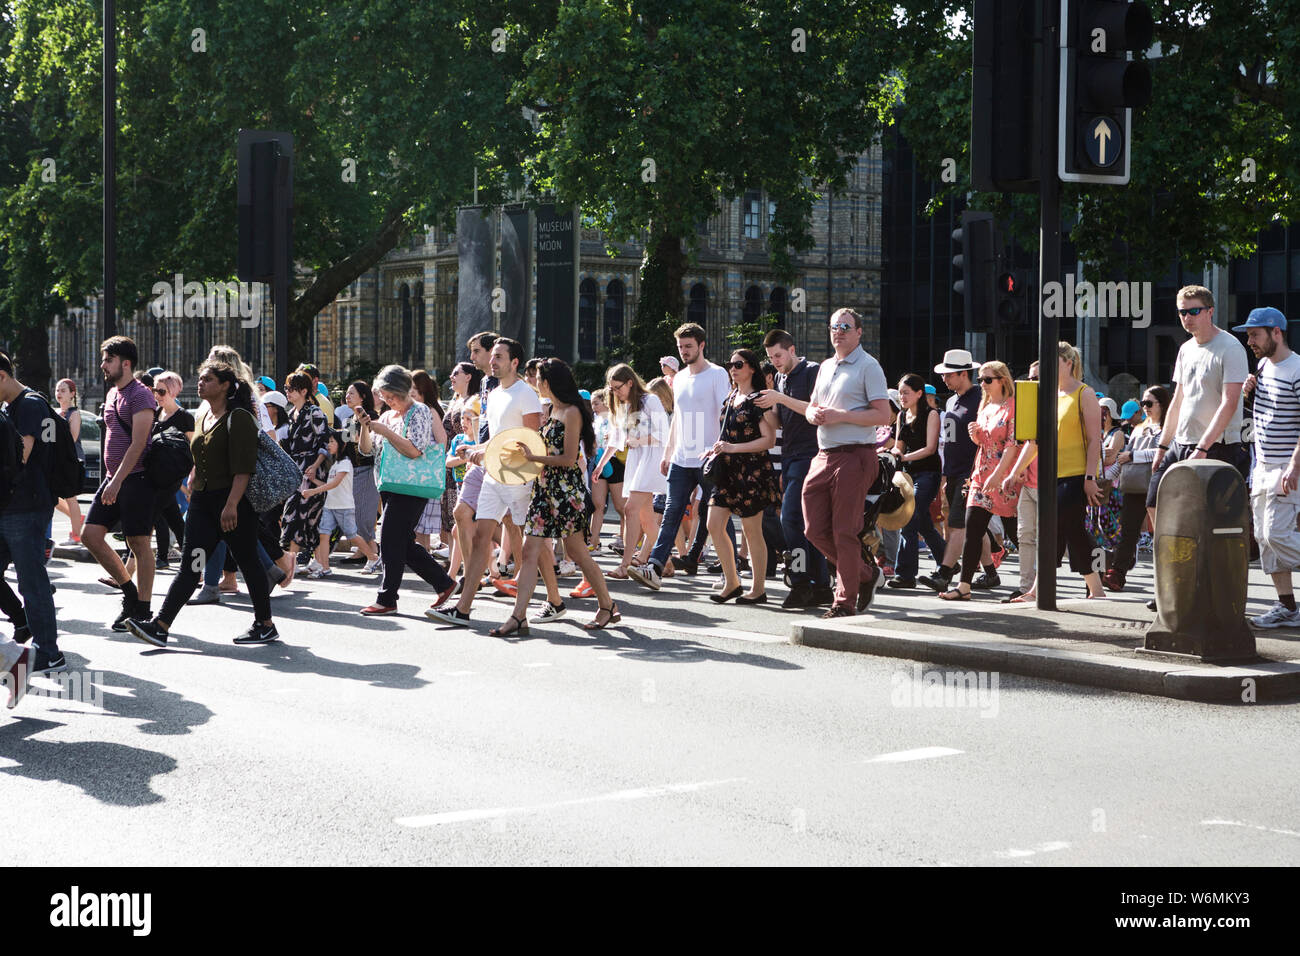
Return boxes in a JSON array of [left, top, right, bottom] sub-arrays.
[[601, 280, 624, 358], [414, 282, 426, 364], [743, 191, 762, 239], [768, 286, 787, 326], [687, 283, 708, 329], [743, 285, 763, 324], [579, 278, 598, 358], [399, 284, 412, 362]]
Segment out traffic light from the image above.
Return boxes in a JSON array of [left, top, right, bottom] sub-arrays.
[[237, 131, 294, 282], [1059, 0, 1154, 184], [972, 0, 1043, 193], [953, 211, 997, 332], [996, 269, 1031, 326]]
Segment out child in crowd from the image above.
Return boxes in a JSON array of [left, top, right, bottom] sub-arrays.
[[304, 432, 377, 578], [444, 402, 479, 582]]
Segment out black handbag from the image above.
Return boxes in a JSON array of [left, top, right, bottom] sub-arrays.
[[702, 392, 741, 481]]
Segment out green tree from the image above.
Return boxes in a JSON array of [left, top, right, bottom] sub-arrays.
[[514, 0, 902, 373], [889, 0, 1297, 277]]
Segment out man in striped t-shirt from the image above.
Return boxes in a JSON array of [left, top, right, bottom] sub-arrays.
[[1237, 307, 1300, 627]]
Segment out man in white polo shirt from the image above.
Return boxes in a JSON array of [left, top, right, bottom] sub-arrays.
[[803, 307, 892, 618], [428, 337, 541, 625]]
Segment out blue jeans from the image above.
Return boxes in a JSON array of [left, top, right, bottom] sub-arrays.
[[648, 464, 734, 572], [0, 508, 59, 658], [897, 470, 947, 580], [780, 456, 829, 588], [204, 539, 274, 587]]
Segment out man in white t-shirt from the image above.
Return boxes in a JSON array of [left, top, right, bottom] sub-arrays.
[[429, 337, 542, 625], [629, 323, 734, 591]]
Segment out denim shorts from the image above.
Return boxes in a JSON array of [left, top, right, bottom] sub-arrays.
[[320, 507, 358, 537], [652, 493, 667, 514]]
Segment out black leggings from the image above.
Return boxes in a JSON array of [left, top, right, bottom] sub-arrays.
[[154, 490, 185, 557], [1056, 475, 1096, 574], [959, 506, 996, 585], [160, 488, 272, 626], [377, 492, 453, 607]]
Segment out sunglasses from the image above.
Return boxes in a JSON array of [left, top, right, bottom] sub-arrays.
[[152, 387, 166, 395], [828, 322, 855, 333], [1140, 399, 1156, 408], [728, 360, 748, 370], [978, 376, 997, 384], [1177, 307, 1208, 317]]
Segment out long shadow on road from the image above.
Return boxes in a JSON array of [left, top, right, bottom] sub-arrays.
[[0, 718, 175, 806], [485, 622, 802, 670]]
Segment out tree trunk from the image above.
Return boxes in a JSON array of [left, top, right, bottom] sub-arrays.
[[16, 320, 51, 395], [629, 230, 685, 378]]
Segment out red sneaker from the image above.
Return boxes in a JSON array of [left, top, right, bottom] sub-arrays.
[[359, 603, 397, 615], [570, 580, 595, 599], [493, 578, 518, 597]]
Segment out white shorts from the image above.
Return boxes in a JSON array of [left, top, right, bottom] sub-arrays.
[[476, 476, 533, 525], [1251, 462, 1300, 574]]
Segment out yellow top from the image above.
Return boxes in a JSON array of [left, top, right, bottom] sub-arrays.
[[1057, 384, 1088, 478]]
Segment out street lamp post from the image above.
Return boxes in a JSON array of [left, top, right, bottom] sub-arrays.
[[103, 0, 116, 339]]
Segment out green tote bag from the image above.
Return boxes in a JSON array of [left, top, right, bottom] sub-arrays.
[[375, 407, 447, 499]]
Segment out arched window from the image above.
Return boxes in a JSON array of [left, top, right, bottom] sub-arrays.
[[768, 286, 787, 326], [687, 283, 708, 329], [603, 279, 625, 354], [399, 283, 412, 363], [579, 278, 598, 358], [414, 281, 426, 364], [743, 285, 763, 325]]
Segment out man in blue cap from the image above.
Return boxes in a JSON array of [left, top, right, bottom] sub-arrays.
[[1236, 307, 1300, 627]]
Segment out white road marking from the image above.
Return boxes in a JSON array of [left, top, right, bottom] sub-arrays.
[[394, 777, 747, 828], [1202, 819, 1300, 838], [865, 746, 964, 763], [993, 841, 1072, 859]]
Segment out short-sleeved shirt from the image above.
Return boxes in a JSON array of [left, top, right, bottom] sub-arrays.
[[478, 375, 500, 443], [1252, 353, 1300, 464], [190, 407, 259, 492], [5, 390, 56, 514], [1172, 328, 1248, 446], [486, 378, 543, 439], [324, 458, 354, 509], [809, 346, 890, 450], [103, 378, 157, 477], [895, 406, 941, 473], [776, 358, 820, 462], [671, 362, 733, 466], [155, 407, 195, 437], [940, 386, 981, 477]]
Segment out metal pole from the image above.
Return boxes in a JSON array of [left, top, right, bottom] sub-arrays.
[[1036, 5, 1061, 610], [273, 150, 290, 386], [102, 0, 116, 339]]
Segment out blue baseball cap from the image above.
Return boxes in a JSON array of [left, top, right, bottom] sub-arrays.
[[259, 375, 276, 391], [1232, 306, 1287, 332], [579, 389, 592, 400], [1121, 399, 1140, 419], [924, 384, 936, 395]]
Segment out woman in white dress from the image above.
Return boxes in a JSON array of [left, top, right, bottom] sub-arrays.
[[596, 364, 668, 578]]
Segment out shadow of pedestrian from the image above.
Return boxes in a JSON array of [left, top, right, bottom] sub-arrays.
[[0, 718, 176, 806], [488, 623, 802, 670]]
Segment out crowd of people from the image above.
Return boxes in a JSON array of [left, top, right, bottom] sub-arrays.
[[1, 283, 1293, 708]]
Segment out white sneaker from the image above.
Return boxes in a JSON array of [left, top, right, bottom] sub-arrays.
[[557, 560, 579, 577], [57, 537, 82, 548], [627, 563, 661, 591], [432, 545, 450, 559], [1251, 602, 1300, 628], [306, 558, 324, 574], [362, 559, 382, 574]]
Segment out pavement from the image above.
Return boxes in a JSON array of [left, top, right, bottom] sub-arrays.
[[4, 504, 1299, 865]]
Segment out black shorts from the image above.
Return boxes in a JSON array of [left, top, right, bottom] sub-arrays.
[[86, 471, 156, 537], [603, 457, 625, 485], [944, 472, 970, 530], [1147, 440, 1250, 509]]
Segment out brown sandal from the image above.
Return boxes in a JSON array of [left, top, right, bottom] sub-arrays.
[[607, 566, 631, 580], [489, 614, 530, 637], [583, 602, 622, 630]]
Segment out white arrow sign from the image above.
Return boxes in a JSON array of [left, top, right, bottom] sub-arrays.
[[1094, 120, 1113, 166]]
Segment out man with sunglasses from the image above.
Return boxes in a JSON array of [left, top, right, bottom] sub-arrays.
[[802, 308, 892, 618], [1150, 286, 1250, 499]]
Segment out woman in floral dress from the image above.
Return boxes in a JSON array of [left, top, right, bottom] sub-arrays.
[[490, 359, 618, 637], [940, 361, 1024, 600], [280, 371, 331, 557], [705, 349, 781, 604]]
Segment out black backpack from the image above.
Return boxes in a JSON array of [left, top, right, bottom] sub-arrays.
[[146, 426, 194, 490], [0, 409, 21, 511], [20, 390, 83, 500]]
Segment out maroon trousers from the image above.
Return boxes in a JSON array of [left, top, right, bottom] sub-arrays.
[[802, 445, 878, 610]]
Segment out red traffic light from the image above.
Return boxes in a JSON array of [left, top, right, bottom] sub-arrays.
[[999, 273, 1017, 293]]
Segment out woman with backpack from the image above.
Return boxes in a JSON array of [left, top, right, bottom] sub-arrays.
[[128, 360, 279, 646]]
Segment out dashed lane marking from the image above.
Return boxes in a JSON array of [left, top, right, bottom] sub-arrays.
[[1202, 819, 1300, 838], [865, 746, 964, 763]]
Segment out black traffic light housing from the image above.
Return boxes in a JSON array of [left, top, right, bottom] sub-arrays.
[[953, 211, 997, 333], [996, 269, 1031, 326], [237, 131, 294, 283], [972, 0, 1044, 193], [1059, 0, 1154, 184]]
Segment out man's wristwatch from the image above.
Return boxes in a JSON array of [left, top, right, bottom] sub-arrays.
[[1085, 475, 1096, 481], [1195, 446, 1208, 453], [1158, 444, 1170, 451]]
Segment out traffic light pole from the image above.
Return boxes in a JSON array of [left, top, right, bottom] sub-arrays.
[[273, 151, 290, 387], [102, 0, 116, 338], [1036, 8, 1061, 611]]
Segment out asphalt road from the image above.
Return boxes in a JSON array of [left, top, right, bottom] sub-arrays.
[[3, 532, 1298, 866]]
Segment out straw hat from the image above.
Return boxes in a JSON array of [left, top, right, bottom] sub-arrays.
[[484, 427, 546, 485], [875, 470, 917, 531]]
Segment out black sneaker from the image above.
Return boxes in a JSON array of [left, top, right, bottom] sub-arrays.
[[917, 570, 953, 592], [675, 556, 699, 576], [885, 578, 917, 590], [128, 618, 169, 648], [12, 623, 31, 645], [1146, 599, 1157, 611], [110, 597, 141, 632], [781, 585, 813, 609], [971, 571, 1001, 590], [426, 605, 472, 626], [155, 555, 170, 570], [234, 621, 280, 645], [707, 561, 723, 574], [810, 586, 836, 606], [32, 649, 68, 674]]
